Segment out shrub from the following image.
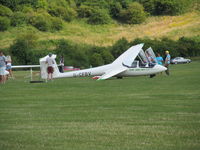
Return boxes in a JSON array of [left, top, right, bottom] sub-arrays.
[[0, 4, 13, 17], [138, 0, 155, 15], [88, 8, 111, 25], [63, 6, 77, 22], [28, 12, 51, 31], [120, 2, 146, 24], [0, 16, 10, 31], [90, 53, 104, 67], [50, 17, 63, 31], [9, 32, 38, 65], [154, 0, 190, 15], [35, 0, 48, 9], [77, 5, 93, 18], [48, 5, 77, 22], [16, 5, 34, 13], [178, 36, 200, 57], [111, 37, 129, 58], [56, 39, 89, 67], [101, 49, 114, 64], [11, 11, 27, 26], [109, 2, 122, 18]]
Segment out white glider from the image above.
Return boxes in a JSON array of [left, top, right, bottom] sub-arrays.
[[38, 43, 167, 80]]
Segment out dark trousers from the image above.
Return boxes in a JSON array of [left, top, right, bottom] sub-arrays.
[[165, 64, 170, 75], [59, 66, 64, 73]]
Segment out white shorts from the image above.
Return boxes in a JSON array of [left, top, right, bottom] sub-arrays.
[[0, 66, 6, 75]]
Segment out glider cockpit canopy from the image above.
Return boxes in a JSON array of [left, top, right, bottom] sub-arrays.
[[124, 47, 158, 68]]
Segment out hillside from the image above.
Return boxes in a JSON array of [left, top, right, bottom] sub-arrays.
[[0, 11, 199, 49]]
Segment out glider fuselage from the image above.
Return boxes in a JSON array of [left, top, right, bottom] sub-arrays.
[[55, 63, 166, 78]]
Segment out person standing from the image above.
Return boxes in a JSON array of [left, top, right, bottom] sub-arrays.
[[156, 53, 164, 65], [6, 55, 13, 79], [164, 51, 171, 75], [59, 55, 64, 73], [0, 51, 6, 84], [46, 53, 55, 80]]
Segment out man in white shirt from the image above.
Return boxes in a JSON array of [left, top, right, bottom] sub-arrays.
[[46, 53, 54, 80], [0, 51, 6, 84]]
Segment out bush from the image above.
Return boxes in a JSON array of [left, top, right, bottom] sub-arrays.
[[120, 2, 146, 24], [50, 17, 63, 31], [109, 2, 122, 18], [56, 39, 89, 67], [0, 4, 13, 17], [101, 49, 114, 64], [90, 53, 104, 67], [16, 5, 34, 13], [138, 0, 155, 15], [63, 6, 77, 22], [9, 32, 38, 65], [111, 37, 129, 58], [88, 8, 111, 25], [11, 11, 27, 26], [35, 0, 48, 9], [178, 36, 200, 57], [0, 16, 10, 31], [48, 5, 77, 22], [154, 0, 190, 15], [28, 12, 51, 31], [77, 5, 93, 18]]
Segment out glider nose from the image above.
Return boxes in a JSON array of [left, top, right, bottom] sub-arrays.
[[156, 64, 167, 72]]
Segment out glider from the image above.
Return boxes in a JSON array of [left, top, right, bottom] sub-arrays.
[[38, 43, 167, 80]]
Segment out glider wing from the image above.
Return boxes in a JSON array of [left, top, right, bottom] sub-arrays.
[[97, 65, 127, 80]]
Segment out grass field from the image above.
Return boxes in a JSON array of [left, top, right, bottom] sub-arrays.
[[0, 61, 200, 150]]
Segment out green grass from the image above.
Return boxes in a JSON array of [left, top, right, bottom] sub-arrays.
[[0, 61, 200, 150]]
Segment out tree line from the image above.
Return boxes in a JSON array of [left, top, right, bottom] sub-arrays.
[[0, 0, 198, 31], [2, 33, 200, 68]]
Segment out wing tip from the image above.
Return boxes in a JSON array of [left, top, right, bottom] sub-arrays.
[[97, 78, 105, 81]]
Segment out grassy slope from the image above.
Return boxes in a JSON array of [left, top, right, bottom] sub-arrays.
[[0, 12, 200, 49], [0, 61, 200, 150]]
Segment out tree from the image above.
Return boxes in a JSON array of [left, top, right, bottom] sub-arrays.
[[88, 8, 111, 25], [138, 0, 155, 15], [0, 16, 10, 31], [77, 5, 93, 18], [9, 31, 38, 64], [154, 0, 190, 15], [0, 4, 13, 17], [111, 37, 129, 58], [90, 53, 104, 67], [101, 49, 114, 64], [109, 2, 122, 18], [28, 12, 51, 31], [11, 11, 27, 26], [120, 2, 146, 24]]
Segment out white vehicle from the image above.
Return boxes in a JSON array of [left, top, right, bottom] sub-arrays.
[[171, 57, 191, 64], [38, 44, 167, 80]]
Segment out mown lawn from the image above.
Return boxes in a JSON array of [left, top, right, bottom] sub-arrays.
[[0, 61, 200, 150]]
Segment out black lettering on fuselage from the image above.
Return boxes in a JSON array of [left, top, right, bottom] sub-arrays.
[[73, 72, 91, 77]]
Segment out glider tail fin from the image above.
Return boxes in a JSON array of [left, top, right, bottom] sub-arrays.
[[39, 54, 61, 79]]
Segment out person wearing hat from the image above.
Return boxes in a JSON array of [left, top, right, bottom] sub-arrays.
[[46, 53, 55, 80], [164, 50, 171, 75]]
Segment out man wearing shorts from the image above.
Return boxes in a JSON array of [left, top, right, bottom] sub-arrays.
[[6, 55, 13, 79], [0, 51, 6, 84], [46, 53, 54, 80]]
